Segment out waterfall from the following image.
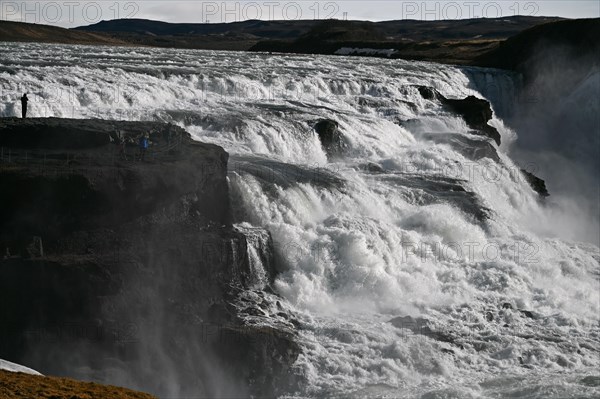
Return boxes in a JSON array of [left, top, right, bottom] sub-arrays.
[[1, 42, 598, 398]]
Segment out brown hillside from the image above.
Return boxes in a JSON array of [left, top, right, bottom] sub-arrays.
[[0, 21, 129, 45], [0, 370, 157, 399]]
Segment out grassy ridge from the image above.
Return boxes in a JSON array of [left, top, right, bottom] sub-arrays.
[[0, 21, 129, 46], [0, 370, 156, 399]]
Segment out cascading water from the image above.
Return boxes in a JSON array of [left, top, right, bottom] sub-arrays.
[[1, 42, 598, 398]]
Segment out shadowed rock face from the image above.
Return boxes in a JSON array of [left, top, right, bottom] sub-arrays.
[[416, 86, 502, 145], [420, 133, 501, 163], [417, 86, 440, 101], [314, 119, 347, 157], [379, 173, 492, 224], [521, 169, 550, 197], [443, 96, 501, 146], [0, 118, 299, 398], [475, 18, 600, 77]]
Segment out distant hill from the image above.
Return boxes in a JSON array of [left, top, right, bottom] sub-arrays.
[[0, 21, 128, 46], [0, 369, 156, 399], [249, 17, 600, 67], [72, 16, 563, 57], [375, 16, 564, 41], [74, 18, 316, 39], [475, 18, 600, 71], [248, 17, 558, 64], [76, 16, 562, 43], [3, 16, 592, 69]]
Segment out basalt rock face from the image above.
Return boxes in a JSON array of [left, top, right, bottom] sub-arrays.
[[521, 169, 550, 198], [417, 86, 440, 101], [419, 133, 501, 163], [442, 96, 502, 146], [0, 118, 298, 398], [416, 86, 502, 146], [314, 119, 346, 156]]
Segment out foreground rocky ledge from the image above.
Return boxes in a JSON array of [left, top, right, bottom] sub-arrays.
[[0, 370, 156, 399], [0, 117, 299, 397]]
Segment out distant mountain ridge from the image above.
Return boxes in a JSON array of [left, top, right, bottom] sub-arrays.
[[75, 16, 562, 42], [74, 18, 316, 39], [3, 16, 596, 69], [0, 20, 129, 45]]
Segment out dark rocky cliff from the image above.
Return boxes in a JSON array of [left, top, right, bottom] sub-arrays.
[[0, 118, 299, 397], [475, 18, 600, 76]]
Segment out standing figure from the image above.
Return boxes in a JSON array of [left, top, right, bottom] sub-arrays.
[[139, 134, 149, 161], [20, 93, 28, 119], [118, 138, 128, 161], [115, 129, 128, 161]]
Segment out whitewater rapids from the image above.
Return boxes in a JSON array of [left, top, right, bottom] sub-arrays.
[[1, 42, 598, 398]]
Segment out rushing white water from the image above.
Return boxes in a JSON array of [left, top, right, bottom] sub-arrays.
[[1, 42, 598, 398]]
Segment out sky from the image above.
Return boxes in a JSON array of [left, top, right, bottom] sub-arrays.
[[0, 1, 598, 28]]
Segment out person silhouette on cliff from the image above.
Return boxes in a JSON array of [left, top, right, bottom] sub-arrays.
[[139, 134, 149, 161], [114, 128, 128, 161], [21, 93, 28, 119]]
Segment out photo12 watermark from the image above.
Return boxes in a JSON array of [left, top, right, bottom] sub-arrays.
[[1, 1, 584, 27], [275, 237, 542, 268], [196, 1, 344, 23], [0, 1, 350, 26], [392, 1, 540, 19], [0, 1, 140, 25]]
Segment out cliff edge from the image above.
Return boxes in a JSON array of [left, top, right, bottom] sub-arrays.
[[0, 117, 299, 397]]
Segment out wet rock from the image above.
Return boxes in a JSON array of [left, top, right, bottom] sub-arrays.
[[384, 174, 491, 223], [414, 88, 501, 145], [390, 316, 457, 346], [502, 302, 513, 310], [519, 309, 536, 319], [579, 376, 600, 387], [359, 162, 385, 173], [390, 315, 426, 330], [444, 96, 492, 128], [485, 312, 494, 322], [420, 132, 500, 162], [314, 119, 346, 156], [243, 306, 267, 317], [521, 169, 550, 197], [416, 85, 441, 100], [314, 119, 338, 143], [442, 96, 502, 145], [216, 326, 301, 397], [277, 312, 289, 320], [230, 155, 346, 196]]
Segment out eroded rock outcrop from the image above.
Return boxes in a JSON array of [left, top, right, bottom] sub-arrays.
[[420, 132, 500, 163], [416, 86, 502, 145], [0, 117, 298, 398], [521, 169, 550, 197], [442, 96, 501, 145], [314, 119, 346, 156]]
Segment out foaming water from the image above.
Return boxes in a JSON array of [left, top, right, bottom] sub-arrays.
[[1, 42, 598, 398]]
